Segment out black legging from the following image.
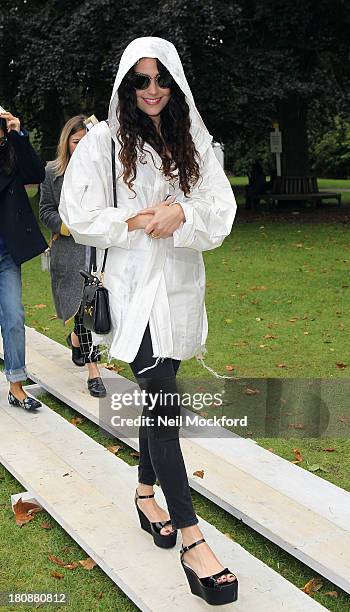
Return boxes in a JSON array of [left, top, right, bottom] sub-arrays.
[[129, 323, 199, 530]]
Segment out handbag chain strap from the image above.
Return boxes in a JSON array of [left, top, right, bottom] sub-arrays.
[[90, 130, 117, 277]]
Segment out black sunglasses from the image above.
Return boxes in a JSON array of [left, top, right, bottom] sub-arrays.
[[128, 71, 174, 90]]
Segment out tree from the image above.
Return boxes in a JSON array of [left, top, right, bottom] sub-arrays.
[[154, 0, 350, 174], [1, 0, 350, 173]]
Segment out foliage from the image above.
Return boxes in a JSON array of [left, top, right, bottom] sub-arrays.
[[310, 117, 350, 178], [1, 1, 350, 170]]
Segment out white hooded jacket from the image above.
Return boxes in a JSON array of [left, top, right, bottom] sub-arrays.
[[59, 36, 237, 372]]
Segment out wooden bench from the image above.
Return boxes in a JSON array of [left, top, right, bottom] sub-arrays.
[[260, 176, 341, 209]]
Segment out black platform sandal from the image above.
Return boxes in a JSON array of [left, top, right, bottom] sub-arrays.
[[180, 538, 238, 605], [134, 488, 177, 548]]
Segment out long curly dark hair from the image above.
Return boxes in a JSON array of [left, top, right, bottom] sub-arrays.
[[0, 118, 16, 176], [116, 59, 200, 197]]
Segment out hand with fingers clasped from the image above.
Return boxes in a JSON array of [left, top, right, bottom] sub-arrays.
[[138, 195, 186, 239]]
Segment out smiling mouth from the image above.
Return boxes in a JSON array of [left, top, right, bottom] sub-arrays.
[[143, 98, 162, 105]]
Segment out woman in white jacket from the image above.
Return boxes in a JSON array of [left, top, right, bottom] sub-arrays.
[[59, 36, 238, 605]]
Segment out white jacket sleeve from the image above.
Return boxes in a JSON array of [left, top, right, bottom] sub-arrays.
[[59, 131, 138, 250], [173, 145, 237, 252]]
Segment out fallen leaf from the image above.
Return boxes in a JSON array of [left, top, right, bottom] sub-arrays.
[[292, 448, 303, 463], [107, 445, 121, 455], [193, 469, 204, 479], [130, 451, 140, 457], [223, 533, 235, 540], [51, 571, 64, 580], [41, 522, 52, 529], [336, 362, 347, 369], [48, 555, 67, 567], [71, 416, 84, 426], [62, 473, 70, 477], [308, 464, 329, 473], [104, 363, 124, 373], [49, 315, 57, 320], [34, 303, 47, 309], [265, 334, 278, 339], [79, 557, 97, 570], [13, 498, 42, 526], [324, 591, 338, 597], [302, 577, 323, 595], [225, 365, 234, 372], [277, 363, 287, 368], [339, 415, 348, 423], [322, 448, 336, 452], [289, 423, 305, 430], [245, 388, 260, 395], [224, 318, 232, 324]]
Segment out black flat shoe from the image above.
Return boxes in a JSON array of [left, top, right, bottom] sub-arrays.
[[66, 333, 85, 367], [134, 488, 177, 548], [8, 391, 42, 411], [87, 377, 107, 397], [180, 538, 238, 605]]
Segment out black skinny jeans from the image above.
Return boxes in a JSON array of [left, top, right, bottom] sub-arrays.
[[129, 324, 199, 530]]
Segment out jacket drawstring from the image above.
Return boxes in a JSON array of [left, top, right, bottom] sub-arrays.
[[196, 355, 234, 379], [195, 345, 235, 380], [137, 356, 165, 375]]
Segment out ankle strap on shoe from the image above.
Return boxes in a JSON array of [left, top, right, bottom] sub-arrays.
[[181, 538, 206, 554], [136, 490, 154, 499]]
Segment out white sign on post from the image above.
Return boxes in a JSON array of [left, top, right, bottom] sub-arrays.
[[270, 130, 282, 153], [270, 126, 282, 176]]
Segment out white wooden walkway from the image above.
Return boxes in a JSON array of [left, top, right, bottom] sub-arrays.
[[1, 327, 350, 594], [0, 375, 326, 611]]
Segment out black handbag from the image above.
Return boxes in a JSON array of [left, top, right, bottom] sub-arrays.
[[79, 135, 117, 335]]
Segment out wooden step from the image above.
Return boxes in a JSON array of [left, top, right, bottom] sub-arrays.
[[0, 376, 326, 611], [1, 328, 350, 593]]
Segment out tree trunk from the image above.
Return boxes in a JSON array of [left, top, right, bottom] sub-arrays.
[[278, 95, 309, 176], [38, 93, 64, 162]]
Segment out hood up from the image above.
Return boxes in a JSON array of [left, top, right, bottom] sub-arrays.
[[107, 36, 213, 155]]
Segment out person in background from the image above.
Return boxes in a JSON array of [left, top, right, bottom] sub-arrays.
[[245, 160, 267, 210], [0, 109, 47, 410], [39, 115, 106, 398]]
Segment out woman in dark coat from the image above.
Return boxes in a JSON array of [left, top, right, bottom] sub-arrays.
[[39, 115, 106, 397], [0, 109, 47, 410]]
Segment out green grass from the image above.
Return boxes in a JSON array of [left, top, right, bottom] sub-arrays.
[[21, 217, 350, 380], [1, 191, 350, 609]]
